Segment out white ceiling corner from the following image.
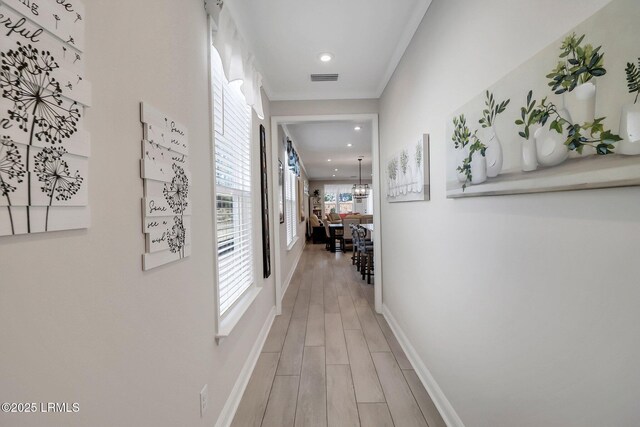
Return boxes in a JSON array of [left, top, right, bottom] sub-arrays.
[[375, 0, 433, 97], [228, 0, 432, 101]]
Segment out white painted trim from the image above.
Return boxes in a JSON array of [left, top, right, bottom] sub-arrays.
[[371, 114, 382, 314], [271, 114, 382, 314], [216, 286, 263, 339], [382, 305, 465, 427], [286, 236, 300, 252], [214, 305, 277, 427], [282, 240, 305, 299], [271, 117, 283, 316], [207, 16, 225, 332]]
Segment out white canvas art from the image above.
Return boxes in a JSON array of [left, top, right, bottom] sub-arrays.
[[386, 134, 430, 202], [0, 0, 91, 237], [446, 0, 640, 198], [140, 102, 191, 270]]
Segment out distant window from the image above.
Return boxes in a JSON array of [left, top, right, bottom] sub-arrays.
[[286, 168, 297, 246], [324, 185, 354, 215]]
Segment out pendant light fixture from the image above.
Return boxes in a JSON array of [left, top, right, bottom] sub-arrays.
[[352, 157, 370, 200]]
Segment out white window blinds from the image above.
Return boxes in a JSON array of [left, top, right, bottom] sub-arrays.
[[285, 168, 297, 246], [212, 48, 254, 316]]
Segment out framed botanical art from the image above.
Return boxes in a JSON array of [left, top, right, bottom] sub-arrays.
[[446, 0, 640, 198], [386, 134, 431, 202]]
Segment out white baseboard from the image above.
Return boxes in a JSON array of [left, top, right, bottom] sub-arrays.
[[282, 240, 305, 298], [382, 304, 466, 427], [214, 305, 277, 427]]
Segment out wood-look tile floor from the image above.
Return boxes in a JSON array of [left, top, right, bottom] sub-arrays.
[[231, 244, 447, 427]]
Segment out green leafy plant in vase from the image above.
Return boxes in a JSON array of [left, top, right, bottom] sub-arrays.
[[515, 90, 621, 167], [546, 32, 606, 156], [457, 131, 487, 190], [452, 114, 471, 183], [514, 91, 541, 171], [387, 158, 398, 197], [479, 91, 510, 177], [618, 58, 640, 155]]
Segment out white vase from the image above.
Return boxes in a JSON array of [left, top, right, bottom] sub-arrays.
[[414, 163, 423, 193], [535, 124, 569, 167], [483, 126, 503, 178], [564, 82, 597, 158], [521, 138, 538, 172], [456, 146, 469, 183], [618, 103, 640, 156], [470, 151, 487, 185], [564, 81, 596, 126]]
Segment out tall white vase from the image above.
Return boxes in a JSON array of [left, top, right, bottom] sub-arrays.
[[564, 81, 596, 125], [521, 138, 538, 172], [470, 152, 487, 185], [565, 81, 597, 158], [483, 126, 503, 178], [456, 146, 470, 183], [535, 124, 569, 167], [618, 103, 640, 155]]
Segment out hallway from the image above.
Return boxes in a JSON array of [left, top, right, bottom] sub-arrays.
[[231, 245, 446, 427]]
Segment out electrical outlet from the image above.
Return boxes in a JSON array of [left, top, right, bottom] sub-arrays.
[[200, 384, 208, 417]]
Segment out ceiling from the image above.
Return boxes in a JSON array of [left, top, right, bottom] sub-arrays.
[[284, 121, 372, 181], [227, 0, 432, 101]]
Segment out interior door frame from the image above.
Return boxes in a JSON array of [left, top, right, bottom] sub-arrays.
[[270, 114, 382, 314]]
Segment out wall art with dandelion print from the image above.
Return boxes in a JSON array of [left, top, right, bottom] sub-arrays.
[[140, 102, 192, 270], [0, 0, 91, 236], [386, 134, 430, 203], [446, 0, 640, 198]]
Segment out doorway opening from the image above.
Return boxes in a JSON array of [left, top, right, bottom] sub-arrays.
[[270, 114, 382, 314]]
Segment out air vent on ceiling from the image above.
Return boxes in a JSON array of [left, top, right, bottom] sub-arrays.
[[310, 74, 339, 82], [350, 176, 357, 179]]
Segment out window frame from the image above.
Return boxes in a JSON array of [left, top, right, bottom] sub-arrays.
[[323, 185, 355, 216], [209, 38, 262, 340], [285, 166, 298, 250]]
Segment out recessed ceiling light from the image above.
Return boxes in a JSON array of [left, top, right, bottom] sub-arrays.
[[347, 143, 352, 147], [319, 53, 333, 62], [354, 126, 361, 131], [327, 159, 332, 162], [332, 174, 336, 177]]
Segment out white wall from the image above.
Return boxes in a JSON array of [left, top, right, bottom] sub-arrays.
[[271, 99, 379, 116], [379, 1, 640, 426], [0, 1, 276, 426]]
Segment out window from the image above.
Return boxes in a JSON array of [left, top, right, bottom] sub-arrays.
[[324, 185, 354, 215], [212, 48, 254, 316], [285, 168, 297, 246]]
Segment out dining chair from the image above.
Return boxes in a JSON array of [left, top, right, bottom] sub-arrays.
[[356, 226, 374, 284]]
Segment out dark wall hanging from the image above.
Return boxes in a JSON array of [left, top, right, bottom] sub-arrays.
[[278, 160, 284, 224], [259, 125, 271, 278]]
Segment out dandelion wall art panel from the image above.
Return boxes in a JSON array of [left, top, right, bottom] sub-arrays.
[[386, 134, 430, 203], [140, 102, 191, 271], [446, 0, 640, 198], [0, 0, 91, 237]]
